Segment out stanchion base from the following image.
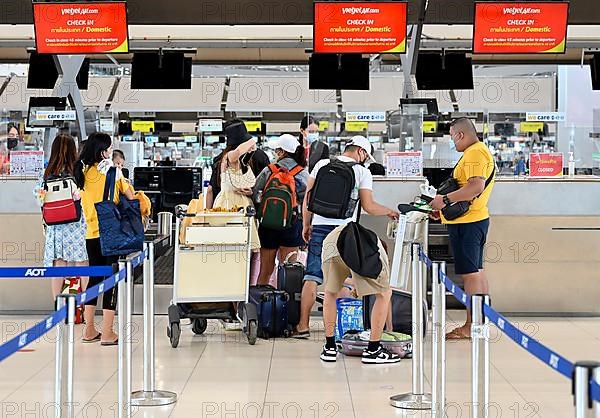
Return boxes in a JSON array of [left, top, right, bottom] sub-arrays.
[[131, 390, 178, 407], [390, 393, 432, 410]]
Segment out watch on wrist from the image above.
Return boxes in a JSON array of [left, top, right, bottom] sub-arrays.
[[443, 195, 452, 206]]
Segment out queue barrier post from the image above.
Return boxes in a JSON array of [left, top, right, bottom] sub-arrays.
[[471, 294, 491, 418], [54, 294, 76, 418], [593, 367, 600, 417], [431, 261, 446, 416], [131, 241, 177, 406], [390, 243, 432, 410], [117, 259, 134, 418], [573, 362, 600, 418]]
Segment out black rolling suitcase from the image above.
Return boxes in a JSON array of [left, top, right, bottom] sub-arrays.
[[248, 285, 291, 339], [277, 252, 304, 327], [362, 288, 427, 336]]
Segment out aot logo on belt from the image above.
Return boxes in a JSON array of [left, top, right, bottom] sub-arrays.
[[25, 268, 47, 277]]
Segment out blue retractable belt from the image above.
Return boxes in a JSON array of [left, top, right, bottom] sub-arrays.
[[0, 266, 114, 279]]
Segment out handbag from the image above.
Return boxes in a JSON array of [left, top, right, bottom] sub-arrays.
[[336, 204, 383, 279], [437, 161, 495, 221], [42, 175, 82, 226], [95, 167, 144, 256]]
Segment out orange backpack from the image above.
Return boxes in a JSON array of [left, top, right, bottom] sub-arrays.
[[258, 164, 303, 230]]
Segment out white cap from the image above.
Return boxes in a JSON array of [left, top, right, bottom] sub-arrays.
[[267, 134, 300, 153], [346, 135, 376, 163]]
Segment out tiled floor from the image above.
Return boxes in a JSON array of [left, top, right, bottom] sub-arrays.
[[0, 311, 597, 418]]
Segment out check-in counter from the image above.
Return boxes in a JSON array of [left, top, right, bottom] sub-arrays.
[[486, 177, 600, 315], [0, 176, 48, 312]]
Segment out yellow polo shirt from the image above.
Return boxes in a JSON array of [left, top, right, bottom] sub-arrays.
[[442, 141, 495, 225], [81, 164, 132, 239]]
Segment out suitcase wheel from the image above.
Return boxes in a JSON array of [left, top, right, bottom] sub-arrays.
[[169, 322, 181, 348], [192, 318, 208, 335], [282, 328, 291, 338], [247, 320, 258, 345]]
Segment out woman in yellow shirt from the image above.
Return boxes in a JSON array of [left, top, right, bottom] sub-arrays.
[[75, 133, 134, 345]]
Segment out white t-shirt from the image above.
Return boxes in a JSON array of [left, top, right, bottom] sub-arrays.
[[309, 155, 373, 226]]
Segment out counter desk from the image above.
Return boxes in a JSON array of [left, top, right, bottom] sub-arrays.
[[0, 176, 48, 312], [0, 175, 598, 315]]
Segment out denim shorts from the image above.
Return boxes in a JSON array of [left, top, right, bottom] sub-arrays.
[[447, 218, 490, 275], [304, 224, 337, 285]]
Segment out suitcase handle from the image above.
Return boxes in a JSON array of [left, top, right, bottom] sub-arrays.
[[283, 251, 298, 264]]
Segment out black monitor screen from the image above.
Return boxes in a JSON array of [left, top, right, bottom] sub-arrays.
[[494, 123, 515, 137], [162, 168, 194, 193], [416, 52, 474, 90], [27, 53, 90, 90], [131, 52, 192, 89], [309, 53, 370, 90], [27, 96, 67, 127]]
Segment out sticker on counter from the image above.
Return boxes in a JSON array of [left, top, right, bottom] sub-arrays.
[[385, 152, 423, 177], [529, 152, 563, 177]]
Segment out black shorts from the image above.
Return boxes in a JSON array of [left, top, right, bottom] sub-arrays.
[[447, 218, 490, 275], [258, 217, 304, 250]]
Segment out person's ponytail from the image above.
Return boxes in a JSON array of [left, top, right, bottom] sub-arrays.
[[292, 144, 307, 168]]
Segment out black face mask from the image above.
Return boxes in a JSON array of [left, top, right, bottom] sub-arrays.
[[7, 138, 18, 150]]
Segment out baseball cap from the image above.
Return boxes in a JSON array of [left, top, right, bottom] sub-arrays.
[[346, 135, 375, 163], [267, 134, 300, 153]]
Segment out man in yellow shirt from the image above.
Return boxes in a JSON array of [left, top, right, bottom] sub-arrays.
[[430, 118, 495, 340]]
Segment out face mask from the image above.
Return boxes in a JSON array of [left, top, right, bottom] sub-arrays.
[[7, 138, 18, 150], [307, 132, 319, 143]]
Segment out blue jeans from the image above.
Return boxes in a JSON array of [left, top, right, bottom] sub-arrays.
[[303, 225, 337, 285]]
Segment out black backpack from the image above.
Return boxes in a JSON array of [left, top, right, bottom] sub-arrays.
[[307, 159, 357, 219]]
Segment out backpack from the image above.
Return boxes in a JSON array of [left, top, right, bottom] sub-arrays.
[[42, 175, 82, 225], [307, 159, 358, 219], [258, 164, 303, 230]]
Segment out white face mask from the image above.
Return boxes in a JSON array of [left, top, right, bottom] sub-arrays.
[[307, 132, 319, 143]]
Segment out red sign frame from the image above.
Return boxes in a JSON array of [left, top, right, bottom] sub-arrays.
[[473, 1, 569, 54], [313, 1, 407, 54], [529, 152, 564, 177], [33, 1, 129, 55]]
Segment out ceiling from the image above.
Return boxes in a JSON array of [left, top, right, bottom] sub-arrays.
[[4, 0, 600, 25]]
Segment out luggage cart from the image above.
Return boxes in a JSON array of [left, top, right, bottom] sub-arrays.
[[167, 206, 258, 347]]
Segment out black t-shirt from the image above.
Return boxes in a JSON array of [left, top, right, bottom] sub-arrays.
[[209, 148, 270, 197]]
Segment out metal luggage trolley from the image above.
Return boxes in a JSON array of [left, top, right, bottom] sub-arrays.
[[167, 206, 258, 347]]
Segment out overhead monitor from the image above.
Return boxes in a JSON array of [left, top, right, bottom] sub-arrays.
[[309, 53, 370, 90], [313, 1, 407, 54], [27, 53, 90, 90], [473, 2, 569, 54], [33, 2, 129, 54], [415, 52, 474, 90], [131, 52, 192, 89]]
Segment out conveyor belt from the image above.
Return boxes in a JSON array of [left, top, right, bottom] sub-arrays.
[[133, 246, 174, 285]]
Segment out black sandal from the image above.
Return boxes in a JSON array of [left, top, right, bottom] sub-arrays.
[[82, 333, 101, 343]]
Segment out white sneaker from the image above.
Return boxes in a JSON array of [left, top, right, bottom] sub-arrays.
[[320, 344, 338, 362], [362, 346, 402, 364]]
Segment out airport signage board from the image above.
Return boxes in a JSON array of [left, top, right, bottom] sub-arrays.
[[199, 119, 223, 132], [345, 112, 386, 122], [131, 121, 155, 133], [33, 1, 129, 54], [473, 2, 569, 54], [34, 110, 76, 121], [345, 121, 369, 132], [313, 1, 407, 54], [529, 152, 564, 177], [526, 112, 565, 122]]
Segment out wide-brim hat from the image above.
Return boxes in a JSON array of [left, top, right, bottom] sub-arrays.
[[224, 119, 253, 147]]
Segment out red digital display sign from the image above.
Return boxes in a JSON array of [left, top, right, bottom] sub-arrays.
[[313, 1, 407, 54], [473, 2, 569, 54], [33, 2, 129, 54]]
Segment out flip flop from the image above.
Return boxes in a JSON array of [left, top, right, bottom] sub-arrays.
[[82, 333, 101, 343], [293, 330, 310, 339], [446, 328, 471, 341], [100, 339, 118, 346]]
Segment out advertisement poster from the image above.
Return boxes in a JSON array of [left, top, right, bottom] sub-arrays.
[[386, 152, 423, 177], [529, 152, 564, 177], [473, 2, 569, 54], [313, 2, 407, 54], [9, 151, 45, 177], [33, 2, 129, 54]]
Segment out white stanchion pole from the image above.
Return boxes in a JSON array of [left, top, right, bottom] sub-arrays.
[[131, 242, 177, 406], [390, 243, 432, 410], [574, 362, 600, 418], [117, 261, 132, 418], [592, 366, 600, 417], [431, 261, 446, 416], [471, 294, 490, 418], [54, 294, 76, 418]]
